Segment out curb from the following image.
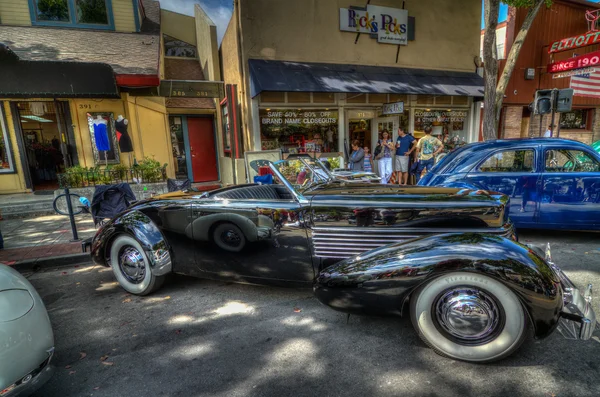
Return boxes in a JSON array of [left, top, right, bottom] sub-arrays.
[[8, 253, 92, 273]]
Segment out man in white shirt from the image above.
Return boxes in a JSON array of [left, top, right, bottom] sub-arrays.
[[543, 125, 554, 137]]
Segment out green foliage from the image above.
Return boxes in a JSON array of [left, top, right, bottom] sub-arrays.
[[136, 157, 167, 183], [36, 0, 70, 21], [327, 157, 341, 170], [76, 0, 108, 24]]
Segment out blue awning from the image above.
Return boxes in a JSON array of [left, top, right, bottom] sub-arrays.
[[248, 59, 484, 99]]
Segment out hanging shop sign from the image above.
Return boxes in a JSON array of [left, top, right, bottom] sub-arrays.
[[382, 101, 404, 115], [547, 50, 600, 73], [339, 5, 408, 45]]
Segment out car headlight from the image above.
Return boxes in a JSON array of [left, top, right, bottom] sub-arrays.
[[0, 289, 34, 322]]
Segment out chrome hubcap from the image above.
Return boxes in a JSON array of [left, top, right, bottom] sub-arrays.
[[221, 230, 241, 247], [119, 247, 146, 284], [434, 287, 503, 344]]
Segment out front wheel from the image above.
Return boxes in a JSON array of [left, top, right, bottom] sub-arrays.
[[410, 272, 528, 363], [109, 235, 165, 295]]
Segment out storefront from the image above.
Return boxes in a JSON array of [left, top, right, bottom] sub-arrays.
[[221, 0, 484, 178], [256, 90, 478, 168]]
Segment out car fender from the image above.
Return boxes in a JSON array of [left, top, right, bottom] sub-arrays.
[[185, 213, 260, 242], [91, 210, 172, 276], [314, 233, 562, 338]]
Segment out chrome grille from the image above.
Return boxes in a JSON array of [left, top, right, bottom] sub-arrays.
[[311, 227, 424, 259], [311, 226, 510, 259]]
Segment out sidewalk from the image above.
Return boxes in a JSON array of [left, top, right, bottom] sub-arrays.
[[0, 214, 95, 268]]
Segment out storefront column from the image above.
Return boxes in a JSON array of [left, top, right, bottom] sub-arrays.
[[251, 97, 261, 151]]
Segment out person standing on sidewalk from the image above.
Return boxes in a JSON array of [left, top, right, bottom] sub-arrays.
[[395, 128, 416, 185], [377, 130, 394, 184], [348, 140, 365, 171], [416, 126, 443, 183]]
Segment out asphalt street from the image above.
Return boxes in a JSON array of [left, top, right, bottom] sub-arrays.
[[27, 230, 600, 397]]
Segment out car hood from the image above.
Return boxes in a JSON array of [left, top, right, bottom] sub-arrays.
[[306, 183, 507, 205]]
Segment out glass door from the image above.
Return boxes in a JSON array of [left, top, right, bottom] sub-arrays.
[[374, 116, 398, 144]]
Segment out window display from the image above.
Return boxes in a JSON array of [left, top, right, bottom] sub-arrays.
[[414, 109, 469, 144], [260, 109, 339, 154], [560, 109, 588, 130], [169, 116, 188, 179]]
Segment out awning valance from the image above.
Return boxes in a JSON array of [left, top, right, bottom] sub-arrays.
[[248, 59, 484, 99], [0, 59, 119, 98]]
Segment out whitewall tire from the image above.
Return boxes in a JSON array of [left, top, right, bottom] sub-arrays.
[[109, 235, 165, 296], [410, 272, 528, 363]]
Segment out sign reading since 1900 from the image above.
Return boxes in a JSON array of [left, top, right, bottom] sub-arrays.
[[547, 50, 600, 73], [339, 5, 408, 45]]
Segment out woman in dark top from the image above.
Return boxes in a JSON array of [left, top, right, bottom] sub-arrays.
[[348, 140, 365, 171]]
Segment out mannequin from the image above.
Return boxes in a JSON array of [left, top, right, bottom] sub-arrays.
[[93, 115, 109, 166], [115, 114, 133, 165]]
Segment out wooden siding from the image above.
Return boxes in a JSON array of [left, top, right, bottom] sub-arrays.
[[0, 0, 32, 26], [501, 0, 600, 107], [113, 0, 135, 32]]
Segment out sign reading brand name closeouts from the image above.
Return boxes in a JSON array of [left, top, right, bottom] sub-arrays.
[[549, 31, 600, 54], [339, 5, 408, 45]]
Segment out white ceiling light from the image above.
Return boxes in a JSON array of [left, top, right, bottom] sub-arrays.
[[22, 115, 52, 123]]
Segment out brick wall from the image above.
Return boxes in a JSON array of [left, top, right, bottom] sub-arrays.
[[528, 113, 553, 137], [502, 106, 523, 139], [592, 109, 600, 143], [558, 130, 594, 145]]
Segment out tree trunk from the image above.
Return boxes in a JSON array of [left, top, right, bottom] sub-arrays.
[[482, 0, 546, 140], [482, 0, 500, 141], [494, 0, 546, 130]]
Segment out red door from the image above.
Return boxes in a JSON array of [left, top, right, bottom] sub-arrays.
[[187, 117, 218, 182]]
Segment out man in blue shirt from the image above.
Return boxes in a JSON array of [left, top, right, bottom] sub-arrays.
[[395, 128, 416, 185]]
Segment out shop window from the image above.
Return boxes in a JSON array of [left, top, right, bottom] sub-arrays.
[[260, 92, 286, 103], [0, 105, 15, 174], [452, 96, 469, 105], [479, 150, 535, 172], [30, 0, 114, 29], [435, 96, 452, 105], [368, 94, 387, 104], [164, 35, 197, 58], [259, 108, 338, 154], [287, 92, 311, 103], [169, 116, 189, 178], [560, 109, 589, 130], [312, 92, 335, 103], [346, 94, 366, 103], [545, 149, 600, 172], [389, 94, 407, 102], [221, 103, 231, 156], [414, 108, 470, 144], [87, 112, 119, 165]]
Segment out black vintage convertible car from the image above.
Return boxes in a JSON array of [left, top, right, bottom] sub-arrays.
[[90, 159, 596, 363]]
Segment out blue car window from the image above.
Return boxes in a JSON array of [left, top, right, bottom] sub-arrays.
[[478, 150, 535, 173], [545, 149, 600, 172]]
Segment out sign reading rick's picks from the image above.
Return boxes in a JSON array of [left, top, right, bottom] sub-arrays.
[[339, 5, 408, 45]]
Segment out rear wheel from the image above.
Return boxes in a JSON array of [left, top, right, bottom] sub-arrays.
[[410, 272, 528, 363], [109, 235, 165, 295], [212, 223, 246, 253]]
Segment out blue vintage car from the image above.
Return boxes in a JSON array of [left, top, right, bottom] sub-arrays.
[[418, 138, 600, 230]]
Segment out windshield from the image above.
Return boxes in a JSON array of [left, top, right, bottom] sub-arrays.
[[273, 157, 332, 191]]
